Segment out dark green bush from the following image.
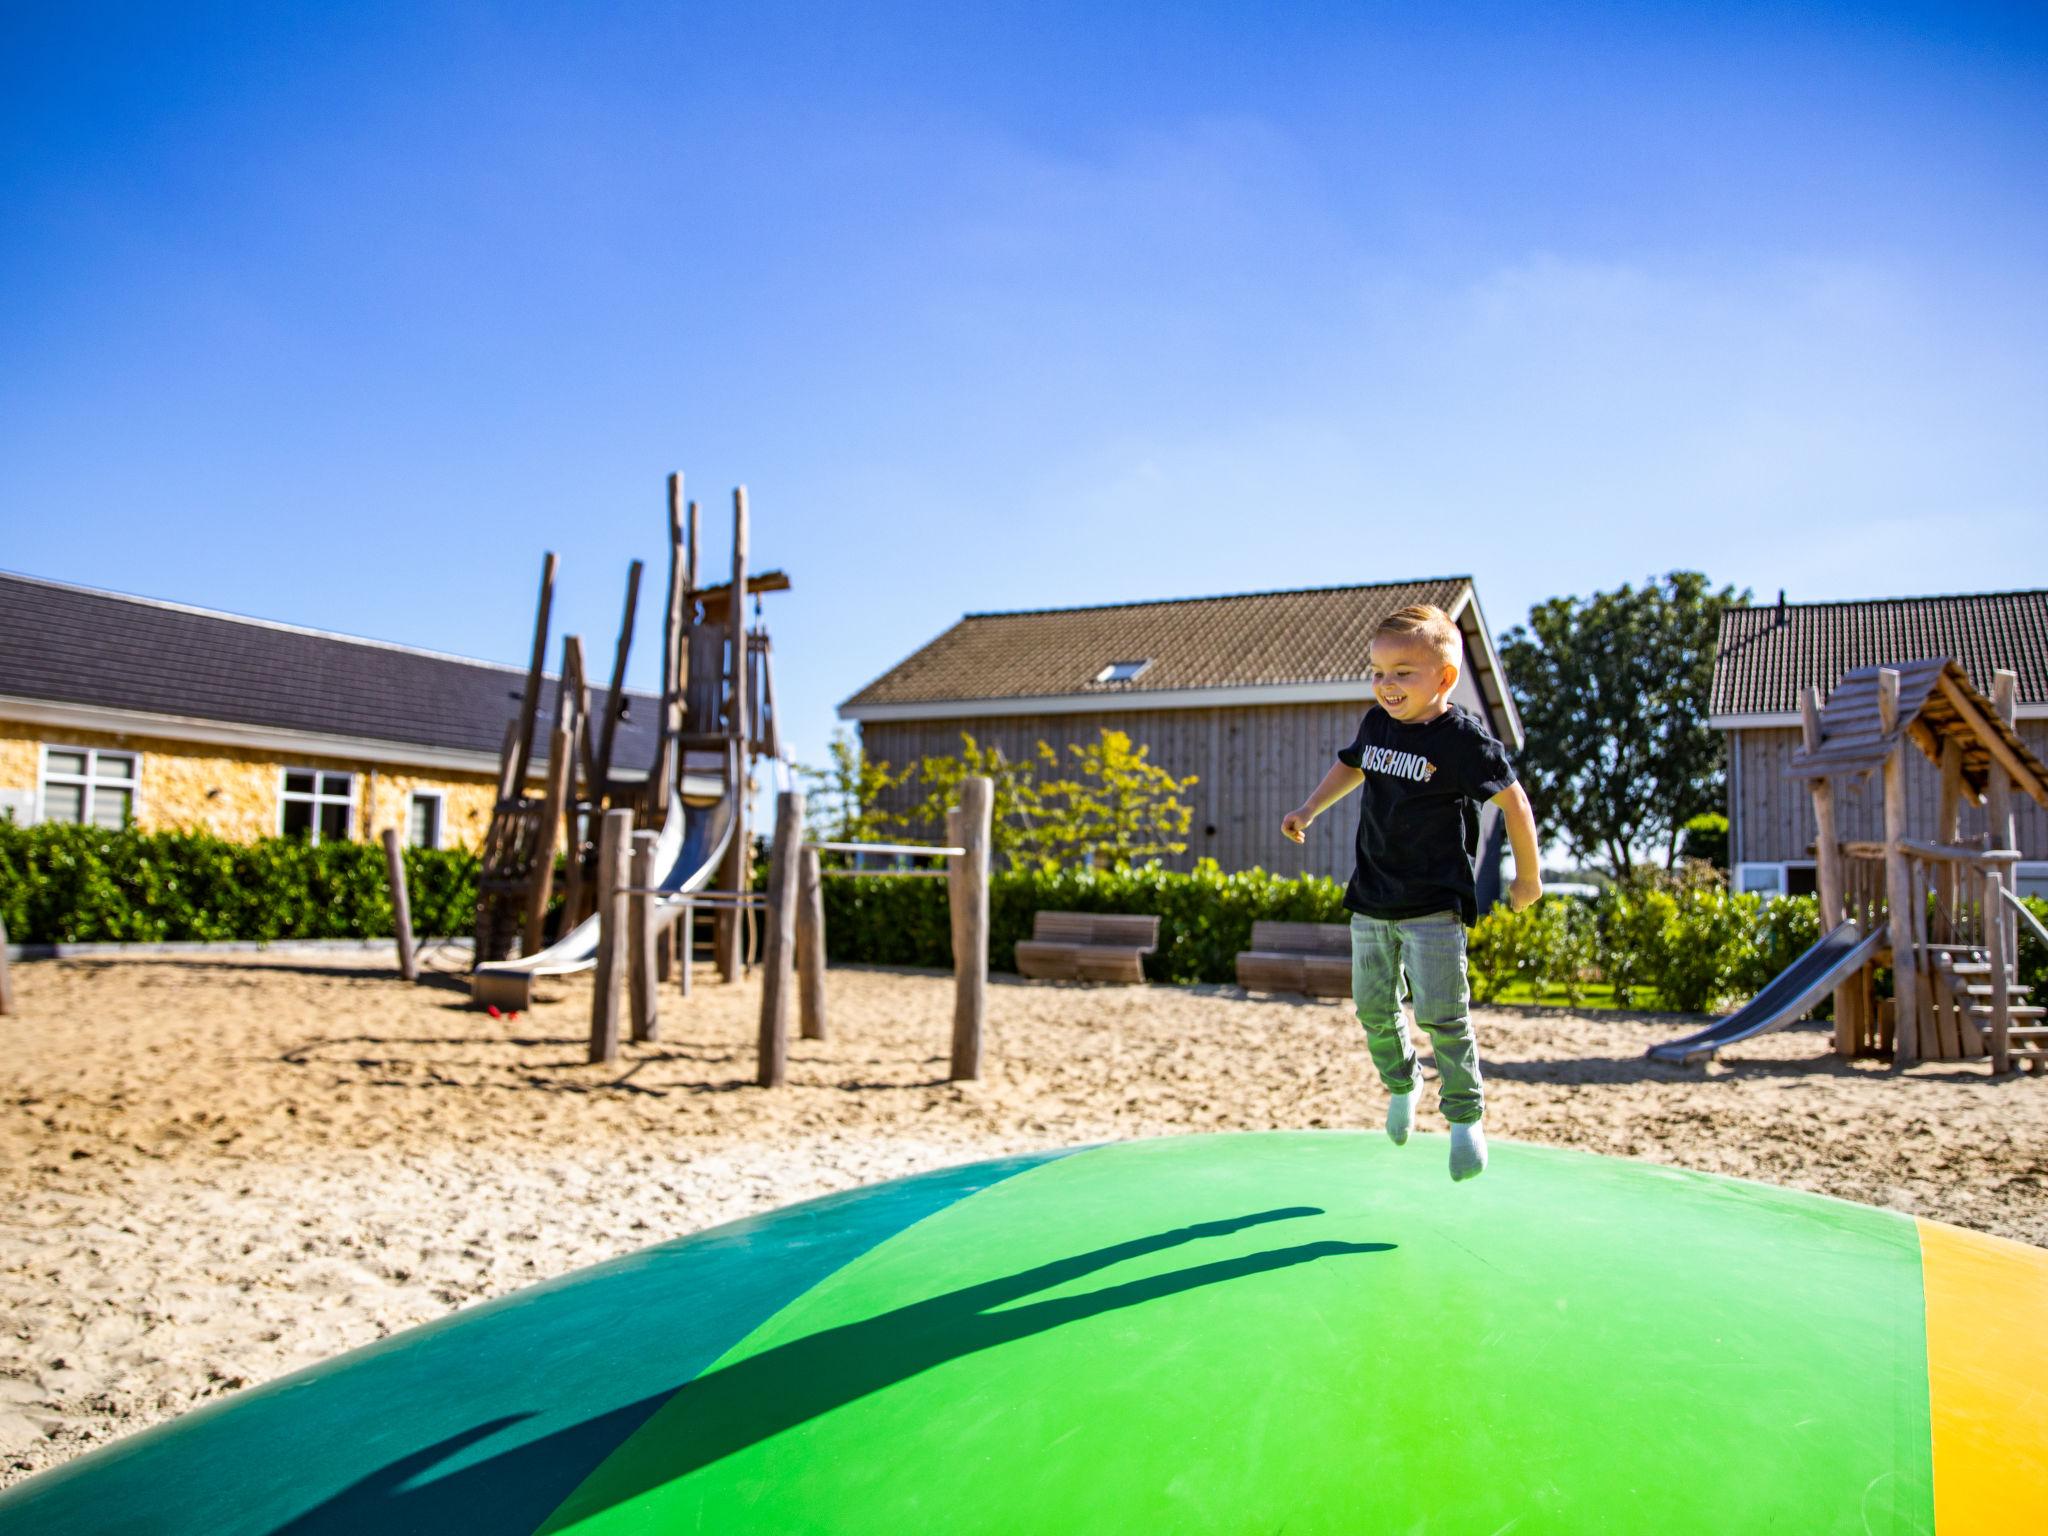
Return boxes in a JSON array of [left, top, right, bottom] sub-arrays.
[[822, 857, 1346, 983], [1679, 812, 1730, 869], [0, 823, 478, 943]]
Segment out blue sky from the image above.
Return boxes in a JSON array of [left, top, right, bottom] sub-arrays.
[[4, 1, 2045, 776]]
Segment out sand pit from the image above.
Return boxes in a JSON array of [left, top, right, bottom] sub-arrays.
[[4, 950, 2045, 1486]]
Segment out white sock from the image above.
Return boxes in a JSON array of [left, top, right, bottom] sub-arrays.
[[1449, 1121, 1487, 1182], [1385, 1089, 1416, 1146]]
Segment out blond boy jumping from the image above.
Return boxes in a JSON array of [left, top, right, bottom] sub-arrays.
[[1283, 605, 1542, 1181]]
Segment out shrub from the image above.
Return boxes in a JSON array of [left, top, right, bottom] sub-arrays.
[[820, 857, 1346, 983], [1679, 812, 1729, 869], [0, 823, 478, 943], [1639, 885, 1760, 1014]]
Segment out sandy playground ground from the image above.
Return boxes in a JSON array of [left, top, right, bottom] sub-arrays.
[[4, 947, 2045, 1486]]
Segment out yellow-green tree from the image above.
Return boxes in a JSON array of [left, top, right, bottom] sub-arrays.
[[1026, 730, 1197, 870]]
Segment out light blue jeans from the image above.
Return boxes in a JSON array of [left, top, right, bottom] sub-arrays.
[[1350, 910, 1484, 1125]]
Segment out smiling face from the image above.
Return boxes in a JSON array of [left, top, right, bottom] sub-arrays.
[[1368, 632, 1458, 722]]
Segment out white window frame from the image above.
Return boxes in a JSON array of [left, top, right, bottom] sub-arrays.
[[407, 789, 446, 850], [1734, 860, 1818, 901], [1092, 658, 1153, 685], [37, 744, 141, 829], [279, 767, 356, 844]]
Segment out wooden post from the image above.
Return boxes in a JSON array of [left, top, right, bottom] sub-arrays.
[[380, 828, 418, 982], [629, 830, 660, 1044], [1989, 670, 2020, 969], [1801, 686, 1855, 1057], [717, 487, 751, 984], [593, 561, 644, 797], [950, 776, 992, 1082], [1936, 736, 1965, 943], [797, 844, 827, 1040], [556, 637, 590, 929], [656, 473, 688, 822], [509, 553, 558, 795], [492, 717, 523, 806], [523, 722, 575, 957], [0, 914, 14, 1016], [589, 808, 632, 1065], [757, 790, 803, 1087], [1877, 670, 1920, 1065], [1986, 870, 2013, 1075]]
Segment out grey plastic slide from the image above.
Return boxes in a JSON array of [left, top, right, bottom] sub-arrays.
[[1646, 921, 1885, 1065], [471, 758, 738, 1011]]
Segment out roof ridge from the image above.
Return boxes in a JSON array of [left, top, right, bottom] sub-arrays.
[[960, 577, 1471, 622], [0, 567, 544, 680], [1725, 587, 2048, 616]]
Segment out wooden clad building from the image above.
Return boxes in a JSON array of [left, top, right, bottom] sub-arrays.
[[839, 578, 1524, 898], [1709, 590, 2048, 900], [0, 572, 659, 849]]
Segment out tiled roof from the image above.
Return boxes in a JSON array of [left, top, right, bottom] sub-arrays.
[[0, 571, 661, 770], [1712, 590, 2048, 718], [840, 578, 1476, 708]]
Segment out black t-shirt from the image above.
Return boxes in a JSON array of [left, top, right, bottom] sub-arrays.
[[1335, 703, 1517, 926]]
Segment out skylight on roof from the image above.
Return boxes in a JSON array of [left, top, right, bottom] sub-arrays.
[[1093, 659, 1152, 685]]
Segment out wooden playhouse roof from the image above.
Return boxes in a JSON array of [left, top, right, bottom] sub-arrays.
[[1786, 658, 2048, 809]]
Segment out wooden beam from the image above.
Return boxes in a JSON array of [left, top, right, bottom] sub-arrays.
[[1877, 667, 1900, 735], [1938, 737, 1963, 843], [757, 790, 804, 1087], [523, 722, 574, 958], [491, 718, 522, 806], [1801, 686, 1853, 1057], [589, 808, 632, 1065], [1, 913, 16, 1016], [657, 474, 688, 820], [593, 560, 644, 797], [718, 488, 750, 984], [629, 830, 660, 1044], [381, 828, 418, 982], [1883, 738, 1920, 1066], [1987, 870, 2013, 1075], [797, 843, 826, 1041], [510, 553, 558, 794], [950, 775, 993, 1082], [1935, 672, 2048, 811], [1986, 670, 2019, 850]]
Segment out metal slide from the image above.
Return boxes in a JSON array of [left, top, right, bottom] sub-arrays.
[[471, 755, 739, 1011], [1646, 921, 1885, 1065]]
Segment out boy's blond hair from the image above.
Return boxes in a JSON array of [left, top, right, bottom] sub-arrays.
[[1373, 604, 1462, 669]]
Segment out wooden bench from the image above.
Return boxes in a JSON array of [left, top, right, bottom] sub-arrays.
[[1236, 920, 1352, 997], [1014, 911, 1160, 984]]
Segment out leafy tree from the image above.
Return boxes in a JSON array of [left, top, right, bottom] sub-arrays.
[[904, 732, 1050, 872], [812, 728, 1199, 872], [1499, 572, 1748, 878], [1027, 729, 1198, 870], [795, 730, 912, 849]]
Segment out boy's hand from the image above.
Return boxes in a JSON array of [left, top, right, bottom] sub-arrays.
[[1508, 874, 1542, 912], [1281, 808, 1314, 844]]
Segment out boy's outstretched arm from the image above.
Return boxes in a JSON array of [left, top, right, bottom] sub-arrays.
[[1490, 782, 1543, 911], [1282, 762, 1365, 844]]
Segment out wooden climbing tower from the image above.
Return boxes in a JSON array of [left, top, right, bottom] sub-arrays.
[[1788, 658, 2048, 1073]]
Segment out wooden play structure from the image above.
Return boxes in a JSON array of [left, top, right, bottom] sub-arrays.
[[465, 476, 788, 1025], [1789, 659, 2048, 1073]]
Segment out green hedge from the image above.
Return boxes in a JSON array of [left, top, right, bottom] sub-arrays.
[[826, 858, 2048, 1014], [823, 858, 1347, 983], [0, 823, 479, 944], [7, 827, 2044, 1017]]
